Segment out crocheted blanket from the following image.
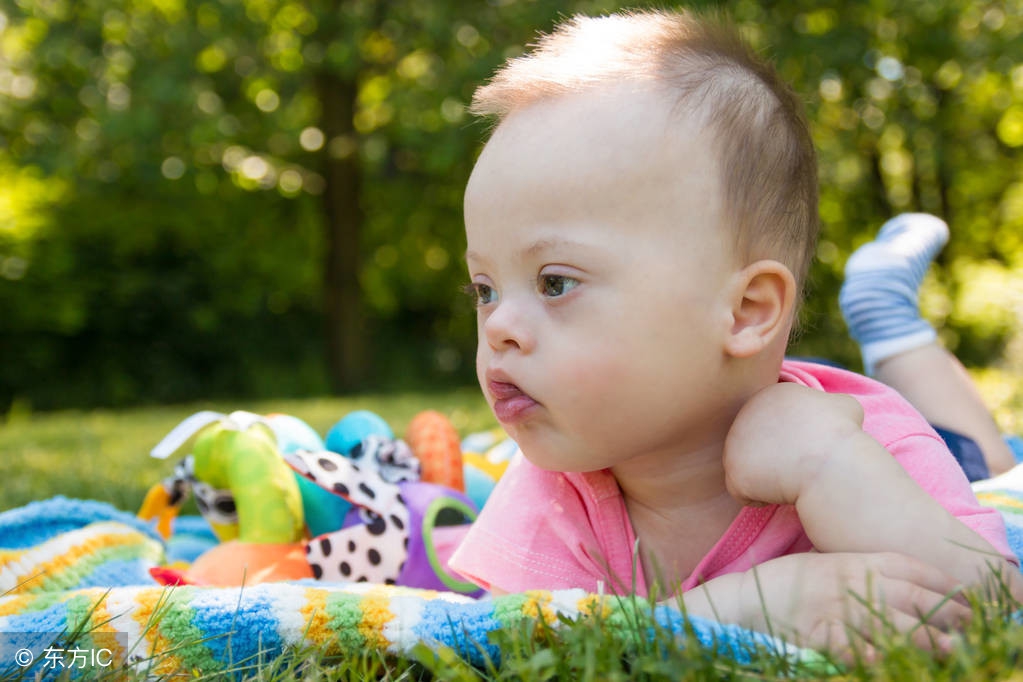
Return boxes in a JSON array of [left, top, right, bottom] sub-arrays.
[[1, 582, 811, 678], [0, 497, 811, 678], [2, 486, 1022, 678]]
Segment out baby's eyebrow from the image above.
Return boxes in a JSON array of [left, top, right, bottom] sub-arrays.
[[524, 238, 560, 257], [465, 237, 599, 265], [523, 237, 594, 257]]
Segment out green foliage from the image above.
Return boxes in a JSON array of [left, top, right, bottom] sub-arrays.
[[752, 0, 1023, 370], [1, 184, 328, 407], [2, 0, 1023, 408]]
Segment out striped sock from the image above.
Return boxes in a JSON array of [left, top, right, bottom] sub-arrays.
[[839, 213, 949, 375]]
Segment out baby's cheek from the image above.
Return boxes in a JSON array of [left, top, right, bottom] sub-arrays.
[[474, 351, 490, 389], [560, 350, 613, 392]]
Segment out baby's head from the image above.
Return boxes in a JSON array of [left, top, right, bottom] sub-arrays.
[[464, 10, 818, 469], [468, 9, 818, 297]]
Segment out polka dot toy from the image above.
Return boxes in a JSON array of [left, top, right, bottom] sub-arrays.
[[285, 448, 482, 594]]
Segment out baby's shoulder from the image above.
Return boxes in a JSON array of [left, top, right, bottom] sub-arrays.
[[781, 358, 938, 444]]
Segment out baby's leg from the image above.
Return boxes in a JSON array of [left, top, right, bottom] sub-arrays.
[[874, 344, 1014, 474], [839, 213, 1016, 475]]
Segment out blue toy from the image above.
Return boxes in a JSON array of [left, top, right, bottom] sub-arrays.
[[325, 410, 394, 455]]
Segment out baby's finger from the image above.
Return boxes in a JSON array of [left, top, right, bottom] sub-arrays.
[[870, 553, 968, 605], [858, 608, 959, 657], [814, 601, 949, 662], [805, 620, 880, 666], [873, 579, 972, 631]]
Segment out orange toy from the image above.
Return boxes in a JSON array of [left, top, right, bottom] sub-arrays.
[[405, 411, 464, 491], [151, 541, 313, 586]]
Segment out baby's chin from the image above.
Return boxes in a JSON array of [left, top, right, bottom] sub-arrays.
[[519, 445, 607, 475]]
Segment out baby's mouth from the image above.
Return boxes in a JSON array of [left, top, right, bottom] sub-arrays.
[[487, 379, 540, 424], [488, 379, 525, 400]]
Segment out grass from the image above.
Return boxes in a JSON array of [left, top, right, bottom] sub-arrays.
[[0, 387, 496, 513], [3, 375, 1023, 680]]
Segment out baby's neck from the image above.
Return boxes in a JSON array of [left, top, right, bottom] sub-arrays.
[[626, 492, 742, 591], [611, 438, 730, 508], [612, 443, 742, 591]]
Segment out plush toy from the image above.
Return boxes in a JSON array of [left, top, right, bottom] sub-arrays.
[[460, 428, 519, 510], [139, 408, 489, 594], [325, 409, 393, 455], [139, 411, 311, 585], [348, 434, 421, 483], [265, 413, 326, 454], [285, 448, 481, 594], [406, 410, 465, 491], [294, 409, 483, 594]]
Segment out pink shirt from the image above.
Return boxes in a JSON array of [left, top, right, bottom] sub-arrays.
[[449, 360, 1015, 595]]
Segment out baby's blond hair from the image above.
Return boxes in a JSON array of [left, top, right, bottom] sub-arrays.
[[471, 9, 819, 297]]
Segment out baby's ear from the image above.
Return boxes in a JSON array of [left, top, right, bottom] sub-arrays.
[[723, 260, 796, 358]]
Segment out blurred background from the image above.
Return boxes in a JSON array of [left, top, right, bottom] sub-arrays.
[[2, 0, 1023, 414]]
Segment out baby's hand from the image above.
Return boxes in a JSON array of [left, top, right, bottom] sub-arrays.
[[736, 551, 969, 658], [723, 382, 867, 507]]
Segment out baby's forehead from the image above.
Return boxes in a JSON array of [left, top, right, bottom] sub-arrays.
[[510, 80, 707, 129], [496, 83, 719, 166], [498, 87, 721, 210], [467, 84, 726, 249]]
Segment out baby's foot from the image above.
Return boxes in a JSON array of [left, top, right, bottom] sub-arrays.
[[839, 213, 948, 375], [843, 213, 949, 282]]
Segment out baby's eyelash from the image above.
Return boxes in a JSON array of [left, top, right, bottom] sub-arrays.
[[461, 282, 495, 307], [461, 283, 480, 306]]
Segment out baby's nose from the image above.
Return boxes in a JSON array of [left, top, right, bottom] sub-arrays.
[[483, 300, 534, 353]]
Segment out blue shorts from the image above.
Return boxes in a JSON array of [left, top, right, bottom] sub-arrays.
[[938, 429, 1023, 482]]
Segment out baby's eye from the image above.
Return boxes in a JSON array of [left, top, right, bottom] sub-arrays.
[[463, 282, 497, 307], [538, 274, 579, 298]]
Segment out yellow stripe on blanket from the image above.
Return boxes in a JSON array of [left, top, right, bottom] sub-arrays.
[[300, 586, 332, 646], [522, 590, 558, 624], [0, 522, 162, 595], [359, 586, 397, 648], [128, 586, 189, 674], [0, 594, 34, 618], [975, 491, 1023, 514], [576, 593, 613, 620]]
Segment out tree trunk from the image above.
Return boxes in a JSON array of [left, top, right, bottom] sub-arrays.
[[317, 70, 367, 392], [868, 144, 892, 219], [933, 87, 952, 226]]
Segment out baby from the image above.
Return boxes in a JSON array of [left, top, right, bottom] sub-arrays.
[[448, 9, 1018, 652]]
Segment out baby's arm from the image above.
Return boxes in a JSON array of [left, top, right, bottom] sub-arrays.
[[723, 383, 1017, 590]]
